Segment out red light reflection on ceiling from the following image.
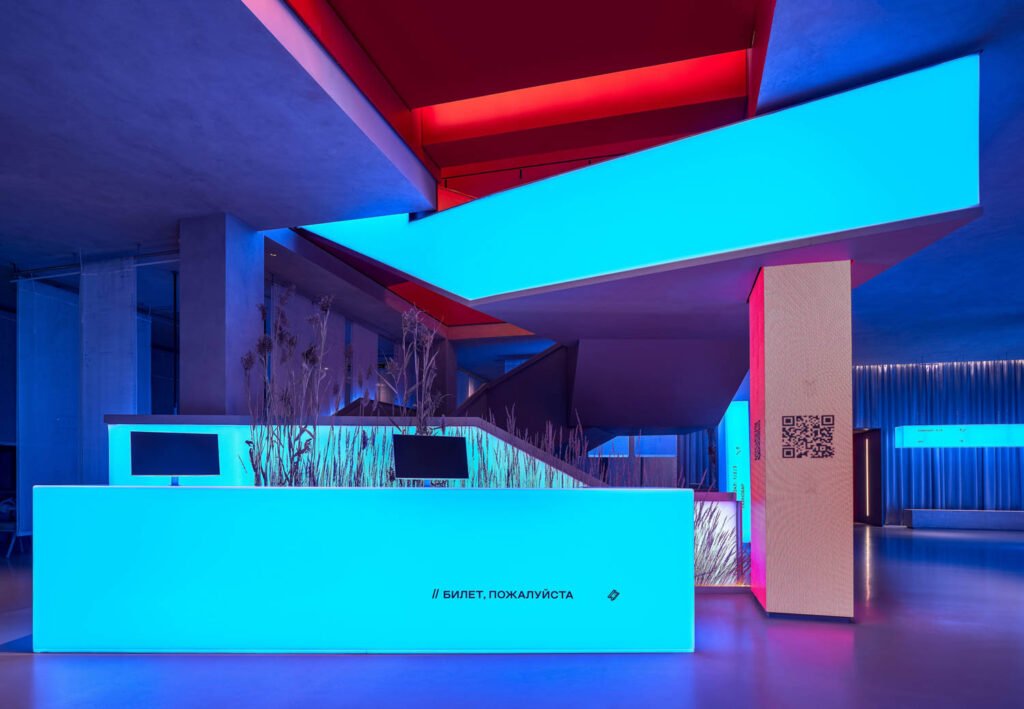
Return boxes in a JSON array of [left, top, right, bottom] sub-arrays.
[[416, 50, 747, 145]]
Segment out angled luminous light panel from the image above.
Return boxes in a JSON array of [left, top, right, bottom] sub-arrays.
[[305, 55, 979, 301], [894, 425, 1024, 448], [717, 401, 751, 543]]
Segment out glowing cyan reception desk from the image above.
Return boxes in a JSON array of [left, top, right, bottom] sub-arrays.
[[34, 487, 694, 653]]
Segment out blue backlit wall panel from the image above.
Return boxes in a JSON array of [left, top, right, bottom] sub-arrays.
[[854, 361, 1024, 523], [34, 487, 695, 653], [895, 425, 1024, 448], [306, 56, 979, 300], [717, 401, 751, 543]]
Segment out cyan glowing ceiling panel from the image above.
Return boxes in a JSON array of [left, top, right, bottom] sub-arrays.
[[305, 56, 979, 301]]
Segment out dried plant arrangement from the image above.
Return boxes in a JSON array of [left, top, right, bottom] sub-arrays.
[[242, 287, 342, 486], [376, 308, 445, 432]]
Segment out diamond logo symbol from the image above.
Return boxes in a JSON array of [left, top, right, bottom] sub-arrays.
[[608, 589, 620, 601]]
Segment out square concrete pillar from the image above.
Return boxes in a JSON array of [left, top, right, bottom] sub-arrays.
[[748, 260, 853, 619], [179, 214, 264, 415], [80, 257, 139, 485], [16, 281, 80, 535], [348, 320, 379, 405]]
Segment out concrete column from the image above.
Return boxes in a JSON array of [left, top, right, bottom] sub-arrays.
[[80, 257, 138, 486], [16, 281, 80, 535], [270, 282, 346, 414], [137, 316, 152, 415], [179, 214, 264, 415], [348, 321, 378, 404], [748, 260, 853, 619], [435, 338, 458, 415], [0, 310, 15, 446]]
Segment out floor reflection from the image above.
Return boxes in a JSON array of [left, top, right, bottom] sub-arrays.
[[1, 526, 1022, 708]]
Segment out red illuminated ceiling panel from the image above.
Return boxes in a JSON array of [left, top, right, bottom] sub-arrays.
[[426, 98, 747, 171], [280, 0, 776, 334], [416, 51, 747, 144], [326, 0, 757, 107], [287, 0, 766, 179]]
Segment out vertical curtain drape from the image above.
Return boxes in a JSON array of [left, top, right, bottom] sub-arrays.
[[853, 361, 1024, 524], [17, 281, 81, 535], [678, 430, 712, 489]]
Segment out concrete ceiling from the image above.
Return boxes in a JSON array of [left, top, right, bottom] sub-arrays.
[[759, 0, 1024, 364], [3, 0, 1019, 375], [0, 0, 434, 270]]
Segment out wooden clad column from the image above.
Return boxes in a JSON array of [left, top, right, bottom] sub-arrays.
[[748, 260, 853, 619]]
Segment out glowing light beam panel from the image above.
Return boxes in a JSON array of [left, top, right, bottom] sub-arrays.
[[33, 487, 694, 653], [305, 56, 979, 301], [895, 424, 1024, 448], [717, 401, 751, 543]]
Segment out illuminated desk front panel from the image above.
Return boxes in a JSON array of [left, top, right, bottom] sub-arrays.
[[34, 487, 694, 653]]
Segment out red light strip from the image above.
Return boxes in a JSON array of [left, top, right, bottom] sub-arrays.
[[416, 50, 747, 145]]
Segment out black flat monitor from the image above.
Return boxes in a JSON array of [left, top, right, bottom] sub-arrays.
[[392, 434, 469, 480], [130, 431, 221, 478]]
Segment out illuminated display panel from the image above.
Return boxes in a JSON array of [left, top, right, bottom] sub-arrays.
[[306, 56, 979, 301], [717, 401, 751, 543], [34, 487, 695, 653], [108, 423, 586, 489], [894, 424, 1024, 448]]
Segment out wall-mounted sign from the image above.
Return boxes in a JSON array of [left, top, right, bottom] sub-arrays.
[[895, 424, 1024, 448]]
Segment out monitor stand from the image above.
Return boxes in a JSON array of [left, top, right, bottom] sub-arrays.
[[171, 476, 180, 487]]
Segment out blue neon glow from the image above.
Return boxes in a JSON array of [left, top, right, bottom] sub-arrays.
[[717, 401, 751, 543], [894, 424, 1024, 448], [588, 435, 677, 458], [635, 435, 678, 457], [588, 436, 631, 458], [305, 56, 979, 301], [33, 487, 694, 653]]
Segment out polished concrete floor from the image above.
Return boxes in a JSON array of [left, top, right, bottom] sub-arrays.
[[1, 525, 1022, 708]]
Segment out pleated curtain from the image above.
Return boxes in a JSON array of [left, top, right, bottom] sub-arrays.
[[678, 430, 712, 489], [853, 361, 1024, 524]]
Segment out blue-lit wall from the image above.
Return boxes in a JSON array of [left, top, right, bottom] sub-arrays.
[[854, 361, 1024, 523]]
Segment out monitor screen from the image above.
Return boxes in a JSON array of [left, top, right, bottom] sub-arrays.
[[392, 434, 469, 479], [130, 432, 221, 477]]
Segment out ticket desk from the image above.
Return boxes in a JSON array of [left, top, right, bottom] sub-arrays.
[[33, 487, 694, 653]]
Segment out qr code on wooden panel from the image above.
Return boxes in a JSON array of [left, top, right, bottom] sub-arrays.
[[781, 415, 835, 458]]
